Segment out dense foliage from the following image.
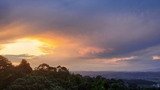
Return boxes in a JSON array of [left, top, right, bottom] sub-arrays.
[[0, 55, 159, 90]]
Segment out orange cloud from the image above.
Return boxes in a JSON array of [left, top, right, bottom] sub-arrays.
[[78, 47, 110, 56], [0, 22, 42, 44]]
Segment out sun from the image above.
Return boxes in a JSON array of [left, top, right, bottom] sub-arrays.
[[0, 38, 52, 56]]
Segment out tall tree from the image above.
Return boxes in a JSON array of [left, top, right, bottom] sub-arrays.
[[0, 55, 14, 89], [0, 55, 13, 72], [16, 59, 32, 75]]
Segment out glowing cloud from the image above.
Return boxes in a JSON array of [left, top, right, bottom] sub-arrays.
[[100, 56, 137, 64], [153, 56, 160, 60], [78, 47, 108, 56], [0, 38, 52, 56]]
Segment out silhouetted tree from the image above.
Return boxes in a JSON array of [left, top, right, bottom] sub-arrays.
[[0, 55, 13, 72], [57, 65, 69, 73], [16, 59, 32, 75], [35, 63, 51, 71], [0, 55, 14, 89]]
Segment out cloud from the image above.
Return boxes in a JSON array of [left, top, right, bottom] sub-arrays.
[[0, 0, 160, 71], [97, 56, 137, 65], [3, 54, 36, 66], [152, 56, 160, 60], [4, 54, 35, 60], [78, 47, 107, 57]]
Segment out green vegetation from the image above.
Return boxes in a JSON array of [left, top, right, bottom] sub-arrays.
[[0, 55, 159, 90]]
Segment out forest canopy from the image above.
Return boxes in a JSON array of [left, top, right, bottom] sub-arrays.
[[0, 55, 158, 90]]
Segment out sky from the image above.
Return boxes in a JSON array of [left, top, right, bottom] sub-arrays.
[[0, 0, 160, 71]]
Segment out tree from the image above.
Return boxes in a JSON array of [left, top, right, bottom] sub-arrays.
[[8, 76, 64, 90], [16, 59, 32, 75], [35, 63, 51, 71], [35, 63, 57, 72], [0, 55, 14, 89], [0, 55, 13, 72], [57, 65, 69, 73]]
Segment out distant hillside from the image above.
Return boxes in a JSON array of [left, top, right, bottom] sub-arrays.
[[74, 71, 160, 83]]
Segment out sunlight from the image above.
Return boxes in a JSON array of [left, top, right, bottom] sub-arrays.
[[0, 38, 52, 56]]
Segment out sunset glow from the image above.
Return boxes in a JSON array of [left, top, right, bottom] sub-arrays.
[[0, 38, 51, 56]]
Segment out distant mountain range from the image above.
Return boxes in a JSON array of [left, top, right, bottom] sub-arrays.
[[74, 71, 160, 83]]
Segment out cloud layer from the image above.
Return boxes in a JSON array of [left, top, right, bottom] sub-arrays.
[[0, 0, 160, 71]]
